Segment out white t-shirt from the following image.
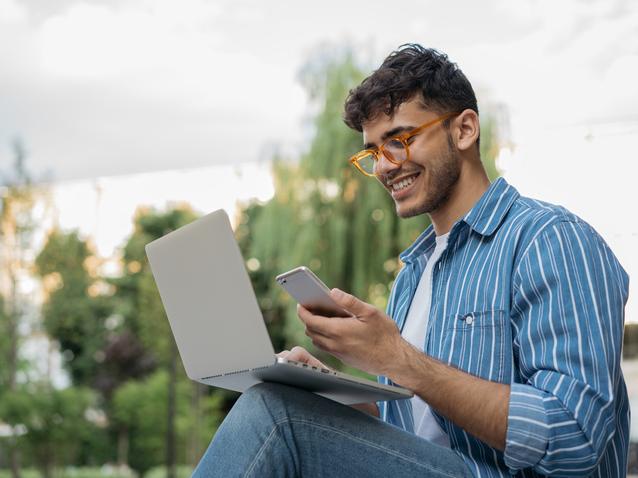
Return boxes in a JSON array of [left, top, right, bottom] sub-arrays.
[[401, 232, 450, 447]]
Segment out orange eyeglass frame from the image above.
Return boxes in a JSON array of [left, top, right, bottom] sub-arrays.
[[349, 111, 459, 177]]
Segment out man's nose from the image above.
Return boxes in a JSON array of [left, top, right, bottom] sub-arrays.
[[374, 151, 400, 177]]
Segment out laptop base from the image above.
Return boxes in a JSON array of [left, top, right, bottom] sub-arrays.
[[201, 359, 410, 405]]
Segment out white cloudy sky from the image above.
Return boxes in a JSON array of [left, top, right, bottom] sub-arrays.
[[1, 0, 637, 319], [1, 0, 635, 180]]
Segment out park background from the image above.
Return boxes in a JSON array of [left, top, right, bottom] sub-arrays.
[[1, 0, 638, 476]]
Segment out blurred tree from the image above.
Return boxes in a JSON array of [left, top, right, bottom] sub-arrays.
[[111, 371, 174, 477], [0, 48, 505, 477], [112, 370, 223, 477], [238, 48, 502, 374], [110, 206, 198, 478], [0, 139, 42, 478], [94, 329, 156, 401], [0, 385, 97, 478], [235, 162, 304, 353], [0, 139, 34, 390], [35, 230, 112, 385], [239, 51, 426, 370], [478, 111, 502, 182]]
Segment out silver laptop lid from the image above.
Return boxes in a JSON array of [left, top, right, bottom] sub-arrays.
[[145, 209, 275, 380]]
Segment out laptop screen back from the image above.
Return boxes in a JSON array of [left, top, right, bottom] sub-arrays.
[[145, 209, 275, 380]]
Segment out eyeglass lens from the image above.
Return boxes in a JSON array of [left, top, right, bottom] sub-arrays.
[[358, 139, 408, 175]]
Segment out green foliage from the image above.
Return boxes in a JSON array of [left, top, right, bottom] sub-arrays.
[[35, 230, 111, 385], [479, 115, 501, 181], [111, 371, 171, 475], [0, 143, 39, 392], [107, 205, 223, 476], [145, 466, 193, 478], [0, 47, 505, 476], [0, 385, 98, 474], [0, 295, 10, 387], [236, 50, 501, 371], [0, 471, 40, 478], [0, 470, 40, 478], [237, 51, 433, 365], [0, 468, 135, 478], [110, 206, 198, 364], [111, 372, 222, 476]]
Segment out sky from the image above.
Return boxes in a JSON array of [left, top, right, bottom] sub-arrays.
[[1, 0, 637, 319], [1, 0, 636, 180]]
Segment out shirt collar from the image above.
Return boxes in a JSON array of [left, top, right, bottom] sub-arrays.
[[399, 177, 519, 264], [462, 177, 519, 236], [399, 225, 436, 264]]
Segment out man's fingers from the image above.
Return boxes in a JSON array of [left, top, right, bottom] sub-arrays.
[[275, 350, 290, 358], [330, 288, 371, 316], [310, 336, 334, 354], [287, 346, 309, 362], [298, 305, 340, 338], [284, 345, 328, 369]]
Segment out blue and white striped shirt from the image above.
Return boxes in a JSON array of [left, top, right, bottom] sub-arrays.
[[378, 177, 630, 477]]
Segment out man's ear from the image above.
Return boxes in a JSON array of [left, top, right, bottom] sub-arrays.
[[453, 109, 480, 152]]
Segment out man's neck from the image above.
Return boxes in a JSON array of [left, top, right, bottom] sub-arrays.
[[429, 163, 490, 236]]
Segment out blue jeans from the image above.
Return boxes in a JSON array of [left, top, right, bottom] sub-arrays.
[[193, 382, 473, 477]]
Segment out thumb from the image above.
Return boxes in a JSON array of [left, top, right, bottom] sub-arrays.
[[330, 288, 371, 316]]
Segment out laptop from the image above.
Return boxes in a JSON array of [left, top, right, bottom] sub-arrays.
[[145, 209, 412, 405]]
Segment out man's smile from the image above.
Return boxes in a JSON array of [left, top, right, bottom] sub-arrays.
[[385, 172, 421, 199]]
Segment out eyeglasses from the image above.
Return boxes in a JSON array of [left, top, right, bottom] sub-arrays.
[[349, 112, 458, 177]]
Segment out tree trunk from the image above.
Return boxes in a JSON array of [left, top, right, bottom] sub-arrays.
[[41, 457, 53, 478], [37, 446, 54, 478], [9, 444, 21, 478], [1, 145, 37, 478], [166, 339, 178, 478], [189, 382, 203, 466], [117, 426, 129, 467], [7, 249, 20, 478]]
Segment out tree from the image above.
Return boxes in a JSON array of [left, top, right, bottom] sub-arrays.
[[110, 206, 198, 478], [35, 230, 111, 386], [0, 385, 98, 478], [111, 370, 223, 477], [0, 139, 35, 392], [238, 47, 502, 375], [0, 139, 43, 478], [238, 51, 427, 371]]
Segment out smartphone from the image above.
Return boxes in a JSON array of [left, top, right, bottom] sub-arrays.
[[276, 266, 353, 318]]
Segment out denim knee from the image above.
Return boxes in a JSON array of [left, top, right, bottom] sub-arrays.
[[239, 382, 293, 414], [243, 381, 289, 399], [238, 382, 315, 423]]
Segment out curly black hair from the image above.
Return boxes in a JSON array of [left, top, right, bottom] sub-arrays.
[[343, 44, 478, 132]]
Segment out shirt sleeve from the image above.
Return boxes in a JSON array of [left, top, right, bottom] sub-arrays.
[[504, 219, 628, 475]]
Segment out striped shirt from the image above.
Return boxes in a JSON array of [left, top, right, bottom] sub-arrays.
[[378, 177, 630, 477]]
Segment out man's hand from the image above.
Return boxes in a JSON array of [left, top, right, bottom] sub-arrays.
[[276, 345, 329, 370], [276, 345, 379, 417], [297, 289, 508, 449], [297, 288, 403, 376]]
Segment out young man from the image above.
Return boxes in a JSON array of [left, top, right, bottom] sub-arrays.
[[194, 44, 629, 477]]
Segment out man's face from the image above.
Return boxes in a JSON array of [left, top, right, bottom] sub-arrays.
[[362, 98, 461, 218]]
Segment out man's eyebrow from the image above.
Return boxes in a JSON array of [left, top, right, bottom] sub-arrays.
[[363, 125, 414, 150]]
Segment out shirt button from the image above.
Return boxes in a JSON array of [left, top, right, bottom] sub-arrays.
[[465, 315, 474, 325]]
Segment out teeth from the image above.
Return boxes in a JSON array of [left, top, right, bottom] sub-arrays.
[[391, 175, 416, 192]]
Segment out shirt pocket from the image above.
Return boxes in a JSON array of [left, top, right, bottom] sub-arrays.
[[439, 309, 507, 383]]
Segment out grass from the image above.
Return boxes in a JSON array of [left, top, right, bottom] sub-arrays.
[[0, 465, 194, 478], [0, 467, 136, 478]]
